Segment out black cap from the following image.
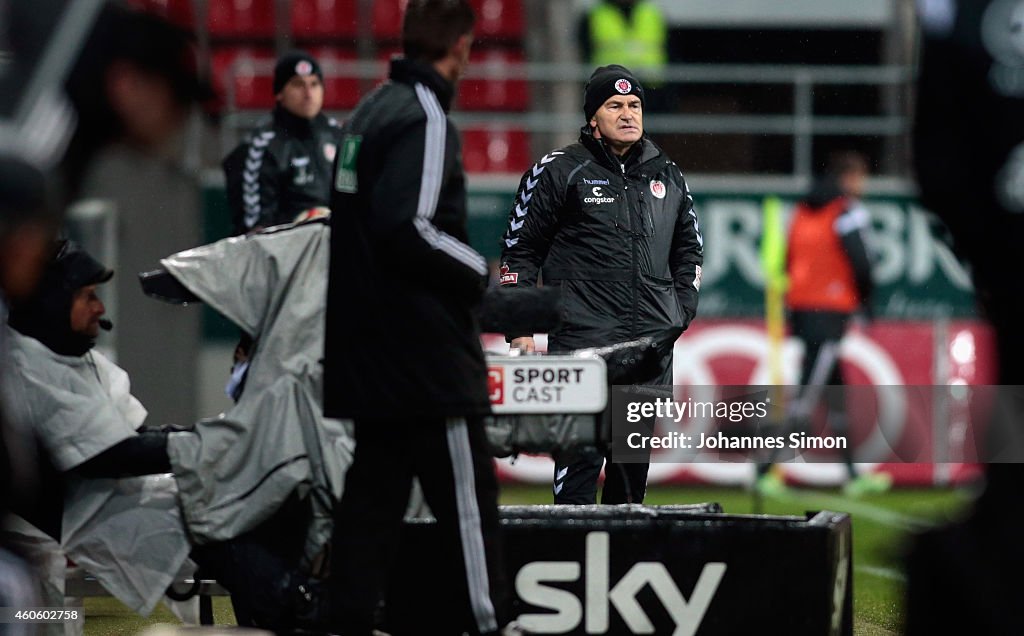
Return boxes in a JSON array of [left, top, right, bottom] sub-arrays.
[[7, 240, 112, 356], [53, 240, 114, 290], [583, 64, 644, 123], [273, 51, 323, 95]]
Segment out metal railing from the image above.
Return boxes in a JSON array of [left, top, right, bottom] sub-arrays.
[[218, 58, 913, 183]]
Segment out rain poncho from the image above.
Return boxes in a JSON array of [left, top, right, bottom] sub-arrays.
[[159, 219, 352, 560], [1, 327, 192, 615]]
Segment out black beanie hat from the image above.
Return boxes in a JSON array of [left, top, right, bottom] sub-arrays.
[[273, 51, 323, 95], [584, 64, 644, 123]]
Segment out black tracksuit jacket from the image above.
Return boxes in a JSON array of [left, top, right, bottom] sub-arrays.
[[323, 58, 491, 418], [223, 107, 342, 234], [499, 129, 703, 365]]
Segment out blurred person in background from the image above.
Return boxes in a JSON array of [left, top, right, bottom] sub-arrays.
[[581, 0, 670, 110], [499, 64, 703, 505], [324, 0, 512, 633], [755, 150, 889, 498], [222, 50, 342, 236], [907, 0, 1024, 633]]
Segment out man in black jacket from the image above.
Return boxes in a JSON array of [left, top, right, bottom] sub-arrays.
[[222, 50, 343, 398], [324, 1, 506, 633], [222, 50, 342, 235], [500, 64, 703, 505]]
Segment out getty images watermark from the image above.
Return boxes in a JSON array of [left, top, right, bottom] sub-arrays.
[[610, 386, 849, 463], [605, 385, 1024, 464], [623, 394, 846, 452]]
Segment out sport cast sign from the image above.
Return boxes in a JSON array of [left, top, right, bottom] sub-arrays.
[[486, 355, 608, 414]]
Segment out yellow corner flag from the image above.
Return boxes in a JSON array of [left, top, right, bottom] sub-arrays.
[[761, 196, 787, 386]]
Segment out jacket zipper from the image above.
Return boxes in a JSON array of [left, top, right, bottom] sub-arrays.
[[639, 172, 654, 235], [622, 161, 639, 339]]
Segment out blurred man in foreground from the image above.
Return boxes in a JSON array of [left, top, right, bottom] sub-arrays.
[[1, 1, 209, 628], [324, 1, 510, 633], [907, 1, 1024, 632], [0, 157, 59, 632]]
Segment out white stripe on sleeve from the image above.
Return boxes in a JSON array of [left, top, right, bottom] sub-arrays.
[[834, 204, 870, 236], [412, 83, 488, 276]]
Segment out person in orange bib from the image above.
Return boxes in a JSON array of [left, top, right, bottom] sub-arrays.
[[760, 151, 890, 497]]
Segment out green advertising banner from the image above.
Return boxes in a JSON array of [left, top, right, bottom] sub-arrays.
[[202, 185, 977, 339], [470, 189, 976, 320]]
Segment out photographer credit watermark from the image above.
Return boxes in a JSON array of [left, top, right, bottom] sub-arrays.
[[606, 385, 1010, 464]]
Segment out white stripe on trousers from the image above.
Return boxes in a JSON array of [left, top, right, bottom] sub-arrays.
[[446, 418, 498, 633], [790, 340, 840, 421]]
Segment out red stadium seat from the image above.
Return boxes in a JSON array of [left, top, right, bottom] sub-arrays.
[[125, 0, 195, 27], [469, 0, 523, 40], [372, 0, 407, 40], [310, 47, 362, 109], [461, 128, 530, 173], [291, 0, 358, 40], [211, 47, 276, 110], [374, 0, 522, 42], [207, 0, 275, 39], [458, 49, 528, 111]]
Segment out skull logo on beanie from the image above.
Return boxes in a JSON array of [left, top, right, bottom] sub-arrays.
[[273, 51, 323, 95], [584, 64, 644, 122]]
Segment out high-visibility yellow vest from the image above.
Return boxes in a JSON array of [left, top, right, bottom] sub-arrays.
[[589, 1, 667, 81]]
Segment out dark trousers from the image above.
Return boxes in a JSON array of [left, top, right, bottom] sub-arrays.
[[553, 445, 650, 504], [791, 310, 848, 389], [551, 350, 671, 505], [789, 309, 855, 475], [190, 494, 308, 630], [330, 416, 507, 635], [789, 310, 851, 422]]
